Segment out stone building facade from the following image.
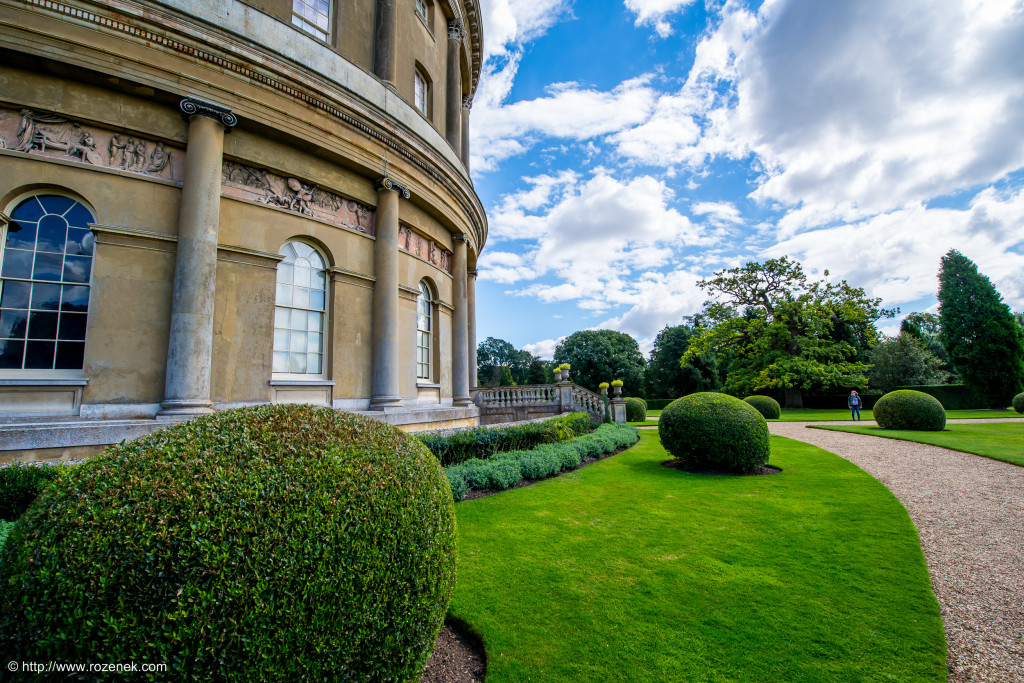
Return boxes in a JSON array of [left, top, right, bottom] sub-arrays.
[[0, 0, 486, 460]]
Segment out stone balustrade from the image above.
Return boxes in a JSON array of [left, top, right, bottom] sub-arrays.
[[472, 381, 615, 425]]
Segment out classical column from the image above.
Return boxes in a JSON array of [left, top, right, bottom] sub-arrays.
[[373, 0, 398, 83], [467, 268, 478, 388], [461, 96, 472, 170], [451, 235, 471, 406], [370, 178, 410, 409], [445, 21, 464, 153], [159, 97, 236, 418]]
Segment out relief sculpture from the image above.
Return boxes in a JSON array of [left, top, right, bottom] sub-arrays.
[[0, 107, 181, 180], [221, 160, 376, 235], [397, 225, 453, 275]]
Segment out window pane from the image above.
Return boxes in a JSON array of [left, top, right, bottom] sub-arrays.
[[0, 340, 24, 369], [274, 307, 290, 329], [290, 331, 306, 352], [307, 312, 321, 332], [11, 197, 45, 223], [24, 340, 55, 369], [273, 328, 289, 351], [33, 253, 63, 281], [273, 350, 289, 373], [295, 263, 311, 287], [5, 221, 37, 250], [0, 281, 30, 309], [309, 289, 325, 310], [27, 311, 58, 340], [308, 354, 321, 374], [63, 255, 92, 284], [55, 342, 85, 370], [42, 196, 75, 216], [58, 313, 88, 341], [63, 204, 94, 229], [307, 333, 321, 354], [0, 310, 28, 339], [1, 249, 33, 279], [276, 283, 293, 307], [312, 270, 326, 289], [60, 285, 89, 312], [31, 283, 62, 311], [289, 353, 306, 373], [65, 228, 94, 256], [35, 214, 67, 253], [277, 262, 294, 285], [293, 287, 310, 309]]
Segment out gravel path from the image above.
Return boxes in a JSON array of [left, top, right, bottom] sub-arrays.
[[769, 421, 1024, 682]]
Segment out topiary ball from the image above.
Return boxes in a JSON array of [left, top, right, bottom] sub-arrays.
[[625, 397, 647, 422], [743, 395, 782, 420], [658, 393, 771, 474], [873, 390, 947, 430], [1013, 392, 1024, 414], [0, 404, 457, 681]]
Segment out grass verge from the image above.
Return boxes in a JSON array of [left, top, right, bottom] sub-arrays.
[[813, 422, 1024, 467], [774, 408, 1021, 422], [449, 431, 946, 682]]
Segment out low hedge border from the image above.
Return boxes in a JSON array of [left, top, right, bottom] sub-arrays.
[[0, 463, 69, 522], [418, 413, 591, 466], [444, 423, 640, 501]]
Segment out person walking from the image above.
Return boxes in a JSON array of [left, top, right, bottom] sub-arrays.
[[848, 390, 862, 421]]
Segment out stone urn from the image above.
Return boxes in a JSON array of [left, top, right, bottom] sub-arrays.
[[553, 369, 563, 382], [599, 385, 608, 397], [561, 367, 571, 381], [613, 385, 622, 397]]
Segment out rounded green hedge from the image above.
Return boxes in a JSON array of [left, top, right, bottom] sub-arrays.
[[742, 395, 781, 420], [873, 390, 947, 431], [625, 397, 647, 422], [658, 393, 771, 474], [0, 404, 457, 681], [1013, 392, 1024, 414]]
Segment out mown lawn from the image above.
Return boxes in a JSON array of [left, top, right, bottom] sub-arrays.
[[449, 431, 946, 682], [814, 422, 1024, 467]]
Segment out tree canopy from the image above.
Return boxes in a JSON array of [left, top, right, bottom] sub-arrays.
[[937, 250, 1024, 408], [684, 257, 893, 407], [476, 337, 533, 386], [644, 323, 722, 399], [867, 332, 949, 392], [554, 329, 646, 395]]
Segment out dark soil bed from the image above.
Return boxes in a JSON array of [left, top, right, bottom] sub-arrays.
[[661, 461, 782, 476], [422, 619, 486, 683]]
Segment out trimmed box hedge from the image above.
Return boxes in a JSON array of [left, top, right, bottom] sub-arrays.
[[418, 413, 591, 466]]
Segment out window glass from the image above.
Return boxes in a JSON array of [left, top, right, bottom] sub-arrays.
[[292, 0, 329, 41], [273, 242, 327, 376], [416, 281, 431, 380], [415, 0, 428, 24], [414, 71, 428, 115], [0, 194, 94, 371]]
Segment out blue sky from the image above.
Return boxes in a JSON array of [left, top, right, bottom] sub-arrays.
[[468, 0, 1024, 359]]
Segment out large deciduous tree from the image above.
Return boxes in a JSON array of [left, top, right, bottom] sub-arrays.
[[644, 324, 722, 399], [554, 329, 646, 396], [684, 257, 893, 408], [937, 250, 1024, 408], [476, 337, 532, 386], [867, 333, 950, 393]]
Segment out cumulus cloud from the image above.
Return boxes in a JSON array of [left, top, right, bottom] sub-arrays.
[[523, 337, 564, 360], [480, 0, 573, 58], [624, 0, 699, 37]]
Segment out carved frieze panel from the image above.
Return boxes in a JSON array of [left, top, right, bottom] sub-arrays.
[[399, 225, 452, 275], [0, 107, 184, 180], [221, 161, 375, 236]]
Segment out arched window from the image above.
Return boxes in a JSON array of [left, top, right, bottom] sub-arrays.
[[0, 194, 94, 372], [416, 280, 432, 380], [273, 241, 327, 376]]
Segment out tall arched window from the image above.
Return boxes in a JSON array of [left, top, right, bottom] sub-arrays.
[[416, 280, 432, 380], [273, 241, 327, 376], [0, 194, 94, 372]]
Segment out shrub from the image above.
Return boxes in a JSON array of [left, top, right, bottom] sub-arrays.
[[0, 405, 456, 681], [625, 397, 647, 422], [0, 520, 14, 554], [1014, 392, 1024, 414], [458, 458, 523, 491], [658, 393, 771, 474], [519, 451, 562, 480], [873, 390, 947, 431], [418, 413, 590, 465], [743, 395, 781, 420], [0, 462, 68, 521], [446, 468, 469, 502]]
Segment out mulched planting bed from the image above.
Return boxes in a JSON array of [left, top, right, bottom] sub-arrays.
[[422, 619, 486, 683]]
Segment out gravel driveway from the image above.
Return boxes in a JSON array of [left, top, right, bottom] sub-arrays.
[[769, 421, 1024, 682]]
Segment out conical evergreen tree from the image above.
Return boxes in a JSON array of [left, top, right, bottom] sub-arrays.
[[937, 250, 1024, 408]]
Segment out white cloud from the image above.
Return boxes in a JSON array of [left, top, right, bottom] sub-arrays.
[[763, 186, 1024, 310], [523, 337, 564, 360], [624, 0, 699, 37], [692, 201, 743, 226], [480, 0, 573, 58]]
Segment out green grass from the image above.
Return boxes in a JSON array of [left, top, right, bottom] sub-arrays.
[[814, 422, 1024, 467], [450, 431, 946, 682], [775, 408, 1021, 422]]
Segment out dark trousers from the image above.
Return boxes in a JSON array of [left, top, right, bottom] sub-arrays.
[[851, 406, 861, 420]]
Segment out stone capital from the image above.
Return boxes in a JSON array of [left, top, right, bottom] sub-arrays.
[[467, 268, 478, 278], [374, 177, 411, 199], [180, 97, 237, 130], [462, 95, 473, 110], [447, 20, 466, 41], [452, 233, 470, 243]]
